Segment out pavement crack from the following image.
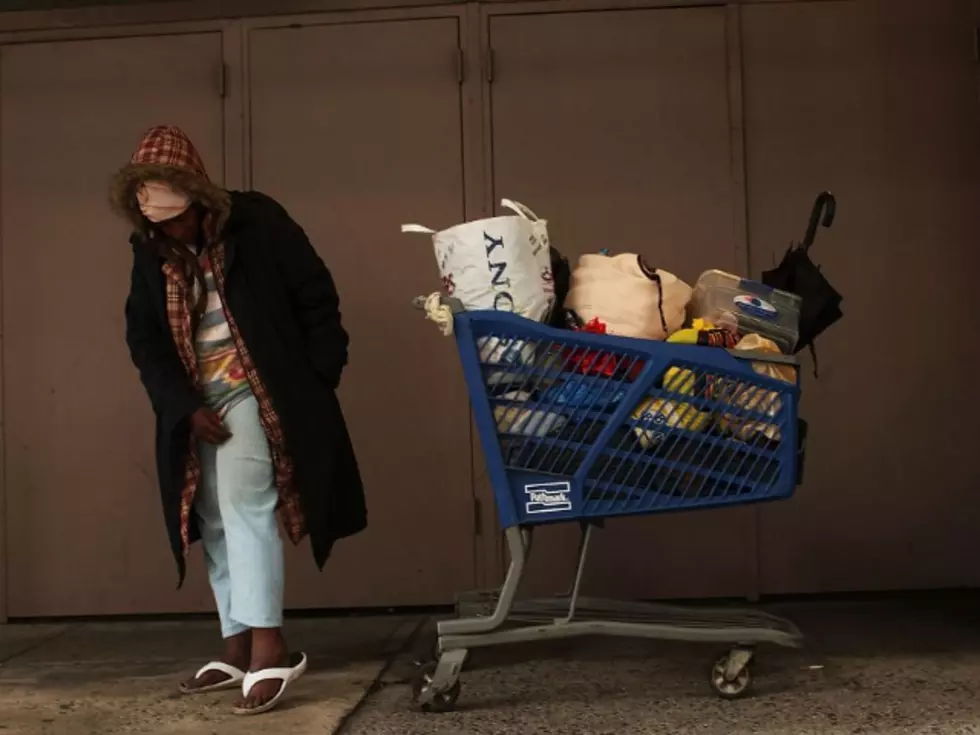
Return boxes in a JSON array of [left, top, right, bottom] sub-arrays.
[[334, 616, 430, 734]]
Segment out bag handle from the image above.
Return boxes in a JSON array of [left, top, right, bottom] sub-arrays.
[[633, 257, 669, 336], [401, 224, 437, 235], [500, 199, 541, 222]]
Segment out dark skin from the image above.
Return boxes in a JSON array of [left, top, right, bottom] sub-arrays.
[[157, 206, 291, 710]]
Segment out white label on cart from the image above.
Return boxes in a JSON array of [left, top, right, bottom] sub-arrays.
[[524, 482, 573, 514]]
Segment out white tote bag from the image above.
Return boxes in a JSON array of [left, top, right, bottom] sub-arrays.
[[403, 199, 555, 365]]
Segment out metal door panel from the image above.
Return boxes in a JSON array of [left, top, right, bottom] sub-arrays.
[[2, 32, 224, 616], [488, 7, 752, 600], [743, 0, 980, 593], [248, 17, 474, 607]]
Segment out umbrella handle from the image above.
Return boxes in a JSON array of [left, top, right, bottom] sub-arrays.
[[802, 191, 836, 250]]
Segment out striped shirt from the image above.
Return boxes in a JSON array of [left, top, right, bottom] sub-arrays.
[[193, 251, 251, 416]]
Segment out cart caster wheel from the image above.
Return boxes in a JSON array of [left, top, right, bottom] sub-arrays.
[[710, 649, 754, 700], [412, 660, 461, 713]]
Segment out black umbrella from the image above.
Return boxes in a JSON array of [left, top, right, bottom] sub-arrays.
[[762, 191, 842, 372]]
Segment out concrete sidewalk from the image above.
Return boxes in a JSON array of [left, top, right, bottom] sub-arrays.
[[347, 599, 980, 735], [4, 599, 980, 735], [0, 614, 421, 735]]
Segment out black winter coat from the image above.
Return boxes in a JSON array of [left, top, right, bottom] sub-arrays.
[[124, 191, 367, 584]]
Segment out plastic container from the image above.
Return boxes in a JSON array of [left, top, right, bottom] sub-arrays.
[[691, 270, 802, 353]]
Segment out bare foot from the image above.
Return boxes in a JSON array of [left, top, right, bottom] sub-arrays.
[[180, 631, 251, 693], [237, 628, 290, 711]]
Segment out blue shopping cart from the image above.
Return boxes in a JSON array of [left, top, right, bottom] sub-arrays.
[[412, 301, 807, 712]]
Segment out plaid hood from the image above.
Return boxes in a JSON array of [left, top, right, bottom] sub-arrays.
[[110, 125, 230, 236]]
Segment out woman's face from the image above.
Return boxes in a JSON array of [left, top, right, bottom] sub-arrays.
[[158, 205, 200, 246]]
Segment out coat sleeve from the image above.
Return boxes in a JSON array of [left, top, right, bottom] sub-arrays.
[[124, 258, 203, 424], [268, 202, 350, 390]]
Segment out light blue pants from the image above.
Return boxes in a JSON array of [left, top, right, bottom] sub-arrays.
[[195, 395, 284, 638]]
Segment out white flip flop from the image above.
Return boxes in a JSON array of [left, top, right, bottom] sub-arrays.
[[233, 652, 308, 716], [179, 661, 246, 695]]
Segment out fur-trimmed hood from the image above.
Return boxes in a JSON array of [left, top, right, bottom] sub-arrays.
[[110, 125, 230, 237]]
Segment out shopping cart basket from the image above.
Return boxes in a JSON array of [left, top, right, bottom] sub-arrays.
[[412, 300, 806, 712]]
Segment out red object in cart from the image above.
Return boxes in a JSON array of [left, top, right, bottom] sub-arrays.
[[563, 318, 644, 379]]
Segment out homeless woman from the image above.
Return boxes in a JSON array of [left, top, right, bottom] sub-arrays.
[[111, 125, 367, 715]]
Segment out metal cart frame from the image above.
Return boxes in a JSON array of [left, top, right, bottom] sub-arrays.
[[412, 301, 806, 712]]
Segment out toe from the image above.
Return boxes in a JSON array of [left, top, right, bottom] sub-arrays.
[[242, 681, 281, 710]]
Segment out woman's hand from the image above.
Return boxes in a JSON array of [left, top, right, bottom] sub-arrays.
[[190, 407, 232, 444]]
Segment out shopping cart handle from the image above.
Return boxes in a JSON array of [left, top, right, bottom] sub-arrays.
[[411, 295, 466, 314], [727, 349, 800, 367], [412, 298, 801, 367]]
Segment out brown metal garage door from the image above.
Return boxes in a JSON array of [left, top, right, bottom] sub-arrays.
[[1, 32, 224, 617], [246, 17, 476, 608], [487, 7, 757, 600], [742, 0, 980, 594]]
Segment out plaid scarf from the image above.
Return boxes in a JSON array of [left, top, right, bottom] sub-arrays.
[[164, 247, 307, 555]]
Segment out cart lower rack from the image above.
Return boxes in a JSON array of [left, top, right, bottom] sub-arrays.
[[413, 306, 806, 712]]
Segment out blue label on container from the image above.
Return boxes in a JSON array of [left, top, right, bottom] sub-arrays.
[[525, 482, 573, 514], [733, 294, 779, 321]]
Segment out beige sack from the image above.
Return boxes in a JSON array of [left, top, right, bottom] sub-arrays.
[[566, 253, 692, 341]]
